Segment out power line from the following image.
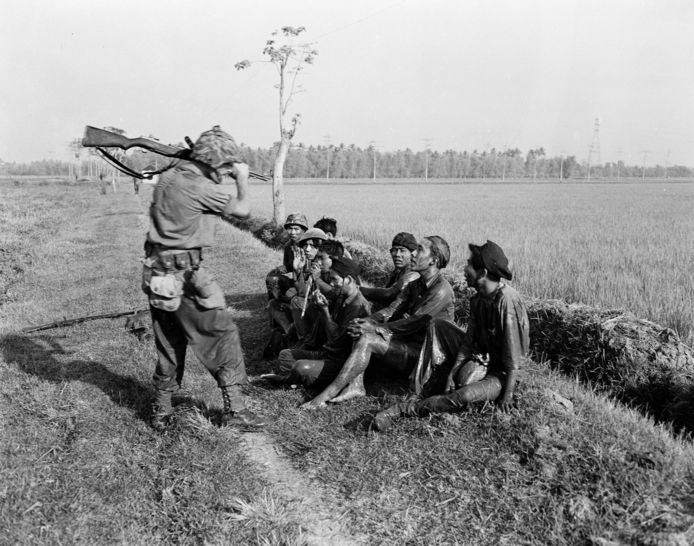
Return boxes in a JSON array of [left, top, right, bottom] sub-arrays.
[[315, 0, 408, 40]]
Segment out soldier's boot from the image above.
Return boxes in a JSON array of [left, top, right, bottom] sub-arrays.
[[151, 389, 174, 431], [373, 400, 417, 432], [220, 386, 271, 428]]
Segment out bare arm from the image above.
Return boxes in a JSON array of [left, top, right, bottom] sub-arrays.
[[221, 162, 250, 219]]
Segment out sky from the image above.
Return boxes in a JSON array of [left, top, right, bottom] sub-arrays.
[[1, 0, 693, 165]]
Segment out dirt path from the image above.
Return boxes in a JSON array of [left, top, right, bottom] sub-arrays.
[[241, 431, 362, 545], [132, 186, 362, 544]]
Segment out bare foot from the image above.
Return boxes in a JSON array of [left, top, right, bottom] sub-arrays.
[[299, 399, 327, 410], [329, 383, 366, 404]]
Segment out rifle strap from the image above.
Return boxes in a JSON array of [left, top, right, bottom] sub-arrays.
[[97, 148, 147, 179], [97, 148, 178, 180]]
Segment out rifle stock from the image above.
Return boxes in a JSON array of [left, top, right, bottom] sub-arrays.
[[82, 126, 187, 158], [82, 125, 271, 181]]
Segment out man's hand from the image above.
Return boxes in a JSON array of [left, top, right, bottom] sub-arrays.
[[347, 317, 377, 338], [220, 162, 250, 218], [498, 394, 514, 412], [313, 290, 329, 309], [310, 262, 322, 282], [292, 247, 305, 273], [443, 374, 456, 394], [497, 371, 517, 412]]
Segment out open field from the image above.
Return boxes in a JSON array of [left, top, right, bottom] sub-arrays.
[[248, 180, 694, 345], [1, 178, 694, 545]]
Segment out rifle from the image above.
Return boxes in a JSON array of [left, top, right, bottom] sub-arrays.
[[22, 309, 148, 334], [301, 276, 314, 318], [82, 125, 271, 181]]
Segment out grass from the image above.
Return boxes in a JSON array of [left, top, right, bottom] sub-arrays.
[[245, 180, 694, 345], [1, 177, 694, 545]]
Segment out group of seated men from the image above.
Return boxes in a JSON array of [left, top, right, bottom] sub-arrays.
[[262, 213, 530, 431]]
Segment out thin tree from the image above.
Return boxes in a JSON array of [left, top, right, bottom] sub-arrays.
[[236, 26, 318, 223]]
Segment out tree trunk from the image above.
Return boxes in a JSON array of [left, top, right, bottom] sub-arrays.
[[272, 136, 289, 223]]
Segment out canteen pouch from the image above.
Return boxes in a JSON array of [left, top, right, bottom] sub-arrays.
[[148, 272, 184, 312], [190, 268, 225, 309]]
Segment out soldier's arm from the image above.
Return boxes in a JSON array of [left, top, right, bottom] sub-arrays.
[[221, 162, 250, 219]]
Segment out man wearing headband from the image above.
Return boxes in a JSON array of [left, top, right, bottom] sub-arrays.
[[263, 256, 371, 386], [373, 240, 530, 431], [301, 236, 455, 409], [361, 232, 420, 310]]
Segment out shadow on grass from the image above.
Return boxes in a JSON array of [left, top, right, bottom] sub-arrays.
[[225, 292, 272, 376], [0, 333, 160, 423]]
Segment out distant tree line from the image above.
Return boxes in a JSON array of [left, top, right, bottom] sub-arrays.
[[2, 143, 692, 180]]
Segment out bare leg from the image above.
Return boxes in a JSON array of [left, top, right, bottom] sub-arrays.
[[300, 332, 389, 409], [330, 372, 366, 403]]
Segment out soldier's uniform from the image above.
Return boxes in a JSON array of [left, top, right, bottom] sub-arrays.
[[143, 125, 268, 430]]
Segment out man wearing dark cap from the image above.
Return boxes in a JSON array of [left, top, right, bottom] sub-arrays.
[[373, 240, 530, 431], [361, 232, 420, 309], [263, 256, 371, 386], [301, 236, 455, 408], [144, 125, 268, 430]]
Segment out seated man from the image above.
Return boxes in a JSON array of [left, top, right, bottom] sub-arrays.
[[361, 232, 419, 309], [263, 213, 309, 358], [263, 256, 371, 385], [286, 227, 327, 340], [314, 216, 352, 258], [310, 239, 345, 297], [301, 236, 455, 408], [373, 240, 530, 431]]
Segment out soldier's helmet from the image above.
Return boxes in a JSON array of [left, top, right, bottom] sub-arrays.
[[190, 125, 242, 169], [284, 212, 309, 231]]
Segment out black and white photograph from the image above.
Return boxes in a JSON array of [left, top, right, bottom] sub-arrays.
[[1, 1, 693, 544]]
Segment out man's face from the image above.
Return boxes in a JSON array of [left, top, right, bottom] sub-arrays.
[[302, 240, 319, 260], [316, 251, 332, 272], [411, 239, 435, 273], [286, 225, 303, 242], [464, 256, 484, 289], [390, 245, 413, 269], [328, 270, 350, 296]]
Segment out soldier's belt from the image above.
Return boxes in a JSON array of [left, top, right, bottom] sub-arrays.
[[146, 245, 202, 271]]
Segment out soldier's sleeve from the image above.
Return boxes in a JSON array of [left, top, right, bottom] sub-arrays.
[[194, 182, 235, 214]]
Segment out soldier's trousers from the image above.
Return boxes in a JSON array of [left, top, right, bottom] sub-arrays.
[[150, 296, 248, 410]]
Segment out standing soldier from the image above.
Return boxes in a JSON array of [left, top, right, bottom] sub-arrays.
[[143, 125, 269, 430]]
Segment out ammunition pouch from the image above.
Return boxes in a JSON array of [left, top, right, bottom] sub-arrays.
[[148, 272, 184, 312], [189, 267, 226, 310], [142, 244, 224, 310]]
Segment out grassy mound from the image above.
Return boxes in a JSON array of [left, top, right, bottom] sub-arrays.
[[527, 299, 694, 433], [227, 213, 694, 433]]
